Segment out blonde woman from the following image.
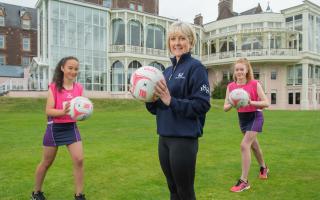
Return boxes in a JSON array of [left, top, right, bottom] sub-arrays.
[[146, 21, 211, 199]]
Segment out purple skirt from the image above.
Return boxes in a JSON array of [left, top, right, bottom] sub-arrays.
[[43, 122, 81, 146], [238, 111, 264, 133]]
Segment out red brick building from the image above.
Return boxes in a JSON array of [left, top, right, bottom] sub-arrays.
[[0, 3, 37, 67], [82, 0, 159, 15]]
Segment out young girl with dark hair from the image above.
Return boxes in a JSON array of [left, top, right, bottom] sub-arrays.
[[31, 56, 86, 200]]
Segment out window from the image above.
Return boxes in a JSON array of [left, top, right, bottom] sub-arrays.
[[149, 61, 165, 71], [22, 19, 31, 29], [222, 71, 232, 81], [271, 93, 277, 104], [0, 16, 4, 26], [0, 35, 4, 48], [127, 60, 142, 90], [23, 37, 30, 51], [128, 20, 143, 46], [288, 93, 293, 104], [295, 14, 302, 20], [194, 34, 200, 55], [110, 61, 125, 91], [287, 64, 302, 85], [146, 24, 165, 49], [112, 19, 125, 45], [0, 54, 4, 65], [270, 34, 281, 49], [295, 92, 300, 104], [137, 5, 143, 12], [103, 0, 112, 8], [129, 3, 135, 10], [271, 71, 277, 80], [253, 69, 260, 80], [22, 56, 30, 66], [252, 35, 263, 49], [286, 16, 293, 22]]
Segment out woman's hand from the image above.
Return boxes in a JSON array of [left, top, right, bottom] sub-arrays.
[[154, 79, 171, 106]]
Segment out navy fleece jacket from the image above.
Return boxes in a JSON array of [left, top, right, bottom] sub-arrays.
[[146, 52, 211, 138]]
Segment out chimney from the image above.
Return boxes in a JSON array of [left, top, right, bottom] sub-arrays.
[[217, 0, 234, 20], [194, 14, 203, 26], [218, 0, 233, 14]]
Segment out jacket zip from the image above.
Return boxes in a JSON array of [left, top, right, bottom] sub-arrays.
[[169, 64, 177, 81]]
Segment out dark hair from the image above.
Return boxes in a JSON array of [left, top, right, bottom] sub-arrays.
[[52, 56, 79, 91]]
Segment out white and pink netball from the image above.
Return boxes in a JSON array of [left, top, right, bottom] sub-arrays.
[[69, 96, 93, 121], [130, 66, 164, 102], [229, 88, 249, 108]]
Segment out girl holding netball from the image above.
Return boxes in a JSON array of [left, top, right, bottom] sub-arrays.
[[31, 56, 86, 200], [224, 58, 269, 192]]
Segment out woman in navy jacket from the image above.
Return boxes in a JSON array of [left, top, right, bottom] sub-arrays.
[[146, 21, 211, 200]]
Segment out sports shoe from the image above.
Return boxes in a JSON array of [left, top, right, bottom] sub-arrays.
[[230, 179, 250, 192], [31, 191, 46, 200], [259, 166, 269, 179], [75, 193, 86, 200]]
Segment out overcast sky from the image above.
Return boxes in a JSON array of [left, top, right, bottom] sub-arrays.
[[1, 0, 320, 23]]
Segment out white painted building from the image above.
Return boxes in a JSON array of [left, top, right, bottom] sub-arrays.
[[27, 0, 320, 110]]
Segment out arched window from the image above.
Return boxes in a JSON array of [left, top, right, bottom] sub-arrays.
[[112, 19, 125, 45], [128, 20, 143, 46], [128, 60, 142, 89], [146, 24, 165, 49], [111, 61, 125, 91], [149, 61, 165, 71]]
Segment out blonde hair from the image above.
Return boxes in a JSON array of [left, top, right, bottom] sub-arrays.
[[166, 21, 196, 53], [232, 58, 254, 82]]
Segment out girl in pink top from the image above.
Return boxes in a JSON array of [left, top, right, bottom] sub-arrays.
[[31, 56, 86, 200], [224, 58, 269, 193]]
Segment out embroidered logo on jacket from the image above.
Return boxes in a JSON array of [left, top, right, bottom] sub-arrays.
[[200, 84, 210, 94], [175, 73, 185, 79]]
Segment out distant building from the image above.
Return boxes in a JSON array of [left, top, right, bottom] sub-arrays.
[[73, 0, 159, 14], [0, 3, 37, 90], [3, 0, 318, 110], [204, 0, 320, 110]]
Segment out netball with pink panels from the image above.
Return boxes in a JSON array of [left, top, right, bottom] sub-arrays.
[[130, 66, 164, 102], [68, 96, 94, 121], [229, 88, 250, 109]]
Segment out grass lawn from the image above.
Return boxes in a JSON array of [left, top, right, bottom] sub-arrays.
[[0, 97, 319, 200]]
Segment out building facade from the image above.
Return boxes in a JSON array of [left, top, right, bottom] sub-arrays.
[[0, 3, 37, 91], [21, 0, 320, 109], [203, 0, 320, 110]]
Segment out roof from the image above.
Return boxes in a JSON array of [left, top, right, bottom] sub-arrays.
[[217, 3, 263, 20], [0, 65, 24, 78], [0, 2, 37, 29], [240, 3, 263, 15]]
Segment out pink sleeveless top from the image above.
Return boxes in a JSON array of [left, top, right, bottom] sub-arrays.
[[49, 82, 83, 123], [228, 80, 259, 113]]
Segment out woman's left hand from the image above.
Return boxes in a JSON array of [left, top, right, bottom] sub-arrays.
[[154, 79, 171, 106]]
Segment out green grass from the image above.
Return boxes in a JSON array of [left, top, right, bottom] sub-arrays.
[[0, 97, 319, 200]]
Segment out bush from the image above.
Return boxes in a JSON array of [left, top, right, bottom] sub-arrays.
[[211, 80, 229, 99]]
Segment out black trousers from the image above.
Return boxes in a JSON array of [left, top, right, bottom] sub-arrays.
[[158, 136, 198, 200]]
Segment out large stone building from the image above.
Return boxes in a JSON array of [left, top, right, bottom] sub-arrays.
[[2, 0, 320, 110]]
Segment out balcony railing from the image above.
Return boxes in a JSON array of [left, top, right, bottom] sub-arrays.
[[109, 45, 167, 57], [201, 48, 299, 62], [0, 79, 28, 95]]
